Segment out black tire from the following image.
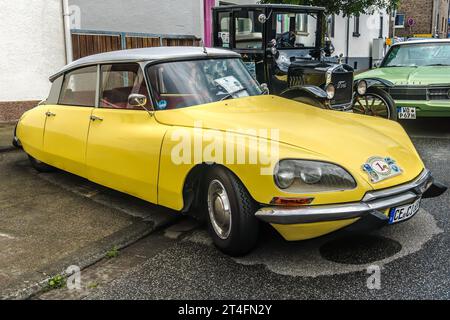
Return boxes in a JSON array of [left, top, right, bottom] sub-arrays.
[[28, 155, 55, 173], [354, 87, 397, 120], [203, 166, 259, 256]]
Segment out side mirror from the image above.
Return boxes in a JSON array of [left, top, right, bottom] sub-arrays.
[[260, 83, 270, 95], [258, 13, 268, 24], [373, 61, 382, 68], [128, 93, 147, 108]]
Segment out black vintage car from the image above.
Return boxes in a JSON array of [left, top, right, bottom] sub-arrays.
[[212, 4, 395, 116]]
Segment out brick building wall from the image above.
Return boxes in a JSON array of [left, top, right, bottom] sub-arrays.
[[393, 0, 449, 38], [0, 102, 40, 123], [394, 0, 434, 37]]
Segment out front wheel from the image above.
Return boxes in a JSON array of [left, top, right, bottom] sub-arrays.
[[353, 87, 397, 120], [204, 166, 259, 256]]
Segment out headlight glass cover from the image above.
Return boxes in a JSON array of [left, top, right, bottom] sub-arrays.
[[274, 160, 356, 193], [357, 80, 368, 95], [325, 83, 336, 99]]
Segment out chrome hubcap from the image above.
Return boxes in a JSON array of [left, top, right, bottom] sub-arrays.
[[353, 94, 391, 119], [207, 180, 232, 240]]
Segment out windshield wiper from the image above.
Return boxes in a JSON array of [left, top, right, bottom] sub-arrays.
[[386, 65, 418, 68], [220, 87, 248, 101], [425, 64, 450, 66]]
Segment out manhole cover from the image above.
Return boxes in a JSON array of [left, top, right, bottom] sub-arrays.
[[320, 235, 402, 265]]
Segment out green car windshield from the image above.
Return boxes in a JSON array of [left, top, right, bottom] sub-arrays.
[[383, 42, 450, 67], [147, 58, 262, 110]]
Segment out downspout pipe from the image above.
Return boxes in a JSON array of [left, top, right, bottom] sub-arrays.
[[62, 0, 73, 63], [345, 16, 350, 65]]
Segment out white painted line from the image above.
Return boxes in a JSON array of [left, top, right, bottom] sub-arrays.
[[0, 233, 15, 240]]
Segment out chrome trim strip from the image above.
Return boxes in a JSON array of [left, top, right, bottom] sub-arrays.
[[362, 170, 431, 202], [255, 170, 433, 225]]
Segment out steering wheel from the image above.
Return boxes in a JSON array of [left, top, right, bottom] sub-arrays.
[[276, 31, 296, 48]]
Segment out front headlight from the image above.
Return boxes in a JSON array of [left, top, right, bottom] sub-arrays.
[[274, 160, 356, 193], [325, 83, 336, 99], [357, 80, 367, 95]]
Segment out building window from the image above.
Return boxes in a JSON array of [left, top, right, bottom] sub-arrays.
[[296, 13, 308, 33], [394, 14, 405, 28], [327, 15, 335, 38], [353, 15, 360, 37]]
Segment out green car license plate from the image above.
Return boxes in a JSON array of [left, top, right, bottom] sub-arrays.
[[398, 107, 417, 119], [389, 198, 421, 224]]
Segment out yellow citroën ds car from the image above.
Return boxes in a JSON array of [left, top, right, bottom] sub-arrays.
[[14, 47, 446, 256]]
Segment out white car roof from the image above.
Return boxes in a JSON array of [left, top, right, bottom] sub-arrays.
[[50, 46, 241, 81]]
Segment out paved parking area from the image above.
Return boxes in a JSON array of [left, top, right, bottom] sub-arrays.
[[0, 118, 447, 300], [0, 151, 177, 299], [35, 120, 450, 300], [0, 123, 15, 151]]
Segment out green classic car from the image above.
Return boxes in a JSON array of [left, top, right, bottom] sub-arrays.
[[356, 39, 450, 119]]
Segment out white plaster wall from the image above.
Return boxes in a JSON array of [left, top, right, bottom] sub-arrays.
[[70, 0, 205, 37], [0, 0, 67, 102], [331, 10, 390, 59], [69, 0, 258, 38]]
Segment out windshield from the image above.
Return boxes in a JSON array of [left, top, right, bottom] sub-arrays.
[[382, 43, 450, 67], [147, 58, 262, 110]]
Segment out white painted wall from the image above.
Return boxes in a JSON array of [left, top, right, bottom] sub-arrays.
[[69, 0, 258, 38], [0, 0, 67, 102], [70, 0, 205, 37], [331, 10, 390, 59]]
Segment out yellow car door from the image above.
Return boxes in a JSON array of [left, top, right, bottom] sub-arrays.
[[85, 64, 166, 203], [43, 66, 97, 177]]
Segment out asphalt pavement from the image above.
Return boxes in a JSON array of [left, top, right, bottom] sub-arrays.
[[36, 118, 450, 300]]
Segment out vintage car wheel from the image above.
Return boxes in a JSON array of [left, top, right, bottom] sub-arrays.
[[28, 155, 55, 173], [353, 87, 397, 120], [205, 167, 259, 256]]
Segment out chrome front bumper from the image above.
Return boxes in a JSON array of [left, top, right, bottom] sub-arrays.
[[255, 170, 434, 225]]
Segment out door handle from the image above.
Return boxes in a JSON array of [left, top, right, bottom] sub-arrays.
[[45, 111, 56, 117], [90, 115, 103, 122]]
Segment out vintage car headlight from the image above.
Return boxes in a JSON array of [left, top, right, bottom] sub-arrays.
[[274, 161, 296, 189], [274, 160, 356, 193], [357, 80, 367, 95], [325, 83, 335, 99]]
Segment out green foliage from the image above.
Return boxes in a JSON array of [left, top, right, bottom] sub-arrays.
[[259, 0, 402, 16], [106, 246, 119, 259], [48, 274, 66, 290]]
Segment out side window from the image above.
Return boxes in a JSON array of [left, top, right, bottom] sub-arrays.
[[216, 12, 230, 48], [100, 63, 151, 110], [234, 10, 263, 49], [59, 66, 97, 107], [46, 75, 63, 105]]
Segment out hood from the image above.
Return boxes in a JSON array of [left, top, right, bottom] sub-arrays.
[[155, 96, 424, 189], [356, 66, 450, 86]]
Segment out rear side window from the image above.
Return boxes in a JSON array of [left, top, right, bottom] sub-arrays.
[[59, 66, 98, 107], [100, 63, 151, 110], [46, 76, 63, 105]]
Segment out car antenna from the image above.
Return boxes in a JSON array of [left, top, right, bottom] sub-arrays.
[[202, 41, 208, 55]]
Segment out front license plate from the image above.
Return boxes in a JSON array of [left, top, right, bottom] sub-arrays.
[[398, 107, 417, 119], [389, 198, 421, 224]]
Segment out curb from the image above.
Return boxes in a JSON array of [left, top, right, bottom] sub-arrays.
[[0, 146, 16, 153], [3, 216, 178, 300]]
